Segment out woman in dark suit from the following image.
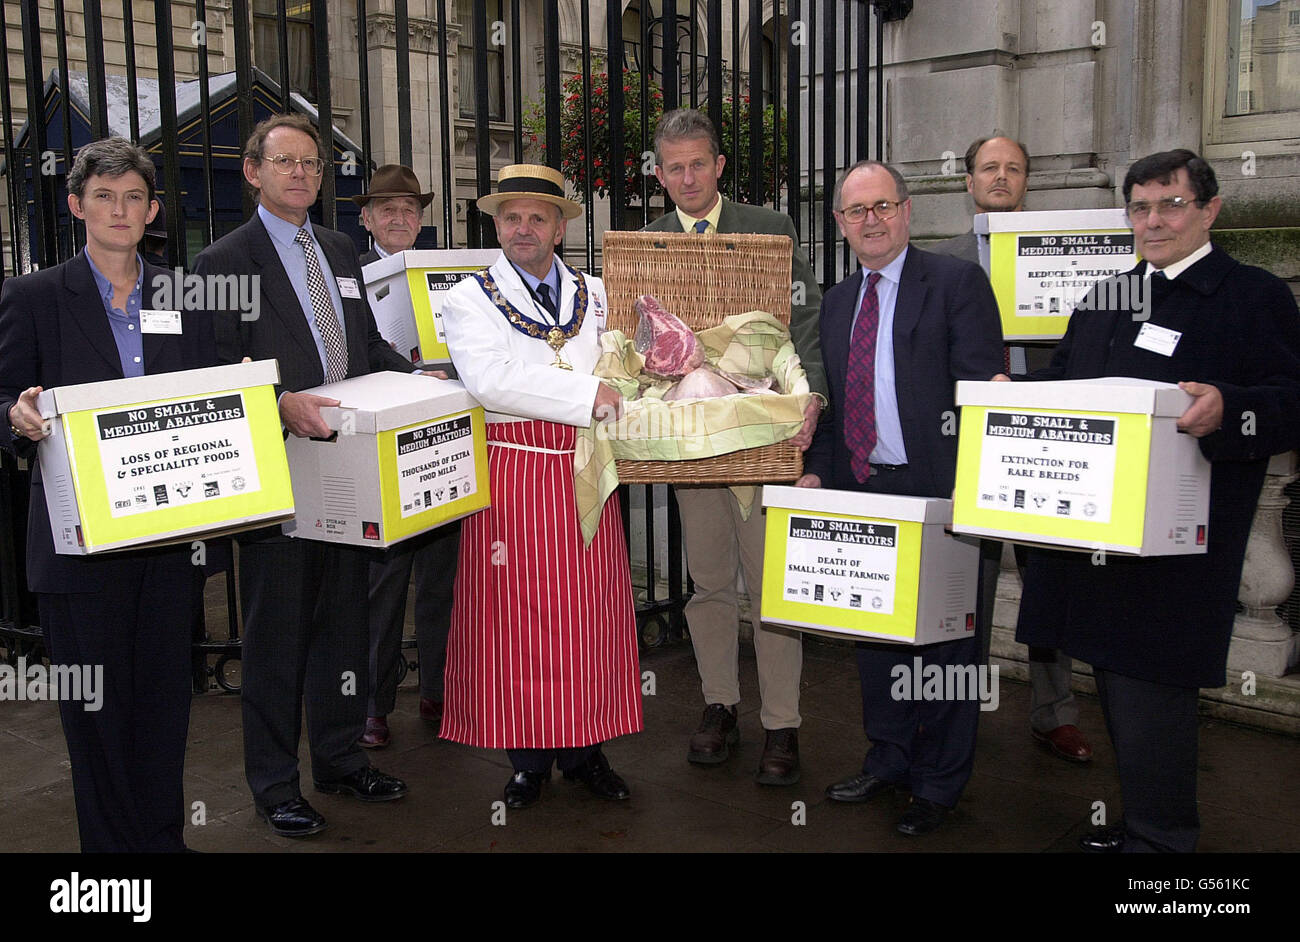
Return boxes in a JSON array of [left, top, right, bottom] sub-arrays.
[[0, 137, 213, 852]]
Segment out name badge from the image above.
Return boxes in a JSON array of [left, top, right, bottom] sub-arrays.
[[139, 309, 183, 335], [1134, 322, 1181, 357], [337, 277, 361, 299]]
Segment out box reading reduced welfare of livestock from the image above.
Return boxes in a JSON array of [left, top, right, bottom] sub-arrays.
[[952, 379, 1210, 556], [975, 208, 1138, 341], [362, 249, 499, 368], [761, 486, 981, 645], [35, 360, 293, 554], [283, 371, 489, 548]]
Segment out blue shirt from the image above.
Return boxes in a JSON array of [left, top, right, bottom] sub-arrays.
[[511, 257, 567, 326], [258, 204, 348, 380], [850, 246, 908, 465], [84, 249, 145, 378]]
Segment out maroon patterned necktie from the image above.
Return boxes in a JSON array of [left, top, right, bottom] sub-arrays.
[[845, 271, 882, 483]]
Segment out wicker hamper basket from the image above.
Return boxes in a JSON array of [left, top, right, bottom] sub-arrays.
[[600, 230, 804, 485]]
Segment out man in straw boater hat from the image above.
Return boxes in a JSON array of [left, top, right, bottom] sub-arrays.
[[347, 166, 461, 749], [438, 163, 642, 809]]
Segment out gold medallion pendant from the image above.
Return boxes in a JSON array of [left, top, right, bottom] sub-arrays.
[[547, 327, 572, 370]]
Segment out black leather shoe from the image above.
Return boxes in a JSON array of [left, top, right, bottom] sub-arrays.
[[1079, 824, 1126, 853], [314, 766, 408, 802], [688, 703, 740, 765], [257, 797, 327, 837], [504, 770, 547, 809], [825, 772, 898, 803], [897, 797, 948, 836], [562, 750, 631, 801]]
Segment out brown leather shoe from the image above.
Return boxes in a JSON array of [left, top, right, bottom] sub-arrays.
[[1033, 724, 1093, 763], [756, 727, 800, 785], [687, 703, 739, 765], [360, 715, 390, 749], [419, 697, 443, 726]]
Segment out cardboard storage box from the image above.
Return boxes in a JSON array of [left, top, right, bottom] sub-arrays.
[[952, 378, 1210, 556], [362, 249, 499, 367], [36, 360, 293, 555], [761, 486, 980, 645], [282, 371, 489, 547], [975, 208, 1138, 340]]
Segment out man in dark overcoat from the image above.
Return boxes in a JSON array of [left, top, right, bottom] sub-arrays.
[[1016, 149, 1300, 852]]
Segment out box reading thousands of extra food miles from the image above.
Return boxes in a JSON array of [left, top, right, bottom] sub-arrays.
[[35, 360, 293, 555], [362, 249, 500, 368], [282, 371, 489, 548], [974, 208, 1138, 341], [760, 486, 981, 645], [952, 378, 1211, 556]]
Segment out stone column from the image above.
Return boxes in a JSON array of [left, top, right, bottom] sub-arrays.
[[1228, 451, 1300, 677]]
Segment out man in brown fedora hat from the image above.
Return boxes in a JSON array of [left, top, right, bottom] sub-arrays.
[[350, 165, 460, 751], [438, 163, 642, 810], [352, 164, 434, 263]]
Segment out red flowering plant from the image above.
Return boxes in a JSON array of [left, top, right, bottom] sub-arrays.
[[523, 68, 788, 210], [523, 62, 665, 208]]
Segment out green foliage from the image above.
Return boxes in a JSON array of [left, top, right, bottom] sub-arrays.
[[523, 62, 788, 209]]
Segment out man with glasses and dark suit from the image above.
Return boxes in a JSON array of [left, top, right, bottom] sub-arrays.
[[804, 160, 1005, 836], [1016, 149, 1300, 852], [194, 114, 417, 837]]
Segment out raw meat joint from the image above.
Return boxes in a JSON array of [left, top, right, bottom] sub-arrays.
[[634, 294, 705, 377]]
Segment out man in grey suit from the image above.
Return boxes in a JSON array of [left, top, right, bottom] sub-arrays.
[[932, 135, 1093, 764], [352, 165, 459, 748], [643, 109, 829, 785]]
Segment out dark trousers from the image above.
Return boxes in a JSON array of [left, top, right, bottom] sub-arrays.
[[857, 635, 982, 807], [38, 552, 193, 853], [1093, 667, 1200, 852], [366, 524, 459, 715], [238, 537, 371, 809], [507, 745, 598, 774], [850, 464, 983, 808]]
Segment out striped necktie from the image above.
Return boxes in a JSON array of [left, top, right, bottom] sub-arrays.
[[294, 228, 348, 383], [845, 272, 882, 483]]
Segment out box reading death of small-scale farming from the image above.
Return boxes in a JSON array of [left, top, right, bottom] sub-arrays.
[[952, 378, 1210, 556], [282, 371, 489, 548], [36, 360, 293, 555], [761, 486, 981, 645]]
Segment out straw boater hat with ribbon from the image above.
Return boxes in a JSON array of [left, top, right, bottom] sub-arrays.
[[476, 163, 582, 219], [350, 164, 435, 208]]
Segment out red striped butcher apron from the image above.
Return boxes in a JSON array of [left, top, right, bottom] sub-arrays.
[[440, 419, 643, 749]]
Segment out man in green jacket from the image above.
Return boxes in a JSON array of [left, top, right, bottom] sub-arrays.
[[643, 109, 829, 784]]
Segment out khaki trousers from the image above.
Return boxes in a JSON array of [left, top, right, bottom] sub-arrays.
[[676, 486, 803, 729]]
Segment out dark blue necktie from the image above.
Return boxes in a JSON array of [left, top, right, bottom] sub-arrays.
[[694, 219, 709, 233], [536, 282, 560, 323]]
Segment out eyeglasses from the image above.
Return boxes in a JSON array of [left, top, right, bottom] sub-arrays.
[[263, 154, 325, 176], [1124, 196, 1200, 220], [836, 200, 904, 223]]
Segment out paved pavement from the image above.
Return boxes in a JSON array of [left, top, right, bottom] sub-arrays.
[[2, 630, 1296, 854]]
